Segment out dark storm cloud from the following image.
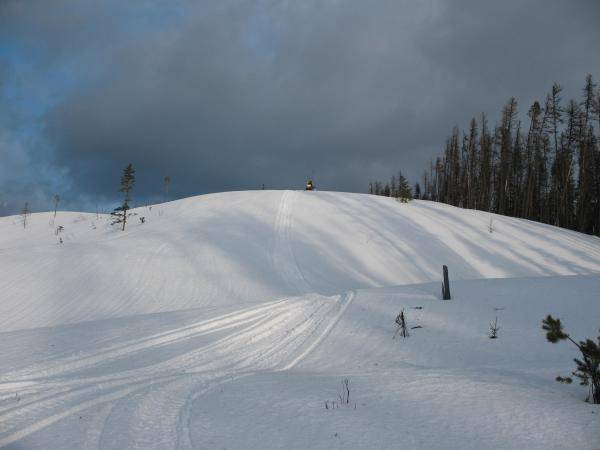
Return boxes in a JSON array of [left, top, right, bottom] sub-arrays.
[[1, 0, 600, 213]]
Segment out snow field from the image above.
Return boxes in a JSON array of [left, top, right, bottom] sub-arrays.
[[0, 190, 599, 448]]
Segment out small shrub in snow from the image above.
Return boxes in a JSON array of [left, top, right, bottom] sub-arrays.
[[542, 315, 600, 404], [325, 379, 356, 410], [339, 378, 350, 405], [394, 309, 409, 338], [489, 317, 500, 339]]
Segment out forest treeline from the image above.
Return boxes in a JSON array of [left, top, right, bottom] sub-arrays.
[[372, 74, 600, 235]]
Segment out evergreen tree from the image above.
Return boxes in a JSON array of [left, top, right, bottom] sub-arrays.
[[495, 97, 518, 215], [509, 121, 524, 216], [464, 118, 479, 209], [414, 182, 421, 199], [383, 183, 391, 197], [407, 75, 600, 237], [577, 75, 597, 232], [111, 163, 136, 231], [478, 113, 493, 211], [397, 172, 412, 201], [542, 315, 600, 404], [370, 75, 600, 236], [523, 101, 542, 219]]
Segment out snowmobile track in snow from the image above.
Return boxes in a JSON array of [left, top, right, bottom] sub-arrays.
[[273, 190, 313, 295], [0, 291, 353, 448]]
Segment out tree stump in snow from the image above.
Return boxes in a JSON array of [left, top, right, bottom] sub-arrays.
[[442, 265, 451, 300]]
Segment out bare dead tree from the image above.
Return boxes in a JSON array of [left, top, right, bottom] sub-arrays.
[[20, 203, 29, 229], [53, 194, 60, 219], [394, 309, 409, 338], [164, 175, 171, 202]]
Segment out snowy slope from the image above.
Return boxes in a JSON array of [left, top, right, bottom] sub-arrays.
[[190, 276, 600, 450], [0, 190, 599, 449], [1, 190, 599, 331]]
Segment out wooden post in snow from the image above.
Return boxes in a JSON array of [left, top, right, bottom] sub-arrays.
[[442, 265, 451, 300]]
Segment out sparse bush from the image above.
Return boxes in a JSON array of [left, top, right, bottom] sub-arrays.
[[325, 378, 356, 410], [339, 378, 350, 405], [542, 315, 600, 403], [489, 317, 500, 339]]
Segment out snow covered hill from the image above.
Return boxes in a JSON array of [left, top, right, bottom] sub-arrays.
[[0, 190, 599, 449], [1, 190, 600, 331]]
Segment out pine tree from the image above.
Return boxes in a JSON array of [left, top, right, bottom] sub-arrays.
[[523, 102, 542, 219], [413, 75, 600, 237], [414, 182, 421, 199], [464, 118, 479, 209], [549, 84, 563, 157], [508, 121, 524, 216], [577, 75, 597, 232], [542, 315, 600, 404], [496, 97, 518, 215], [552, 100, 579, 228], [383, 183, 391, 197], [479, 113, 493, 211], [397, 172, 412, 201], [111, 163, 136, 231]]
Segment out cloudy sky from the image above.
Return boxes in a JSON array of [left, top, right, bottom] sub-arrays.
[[1, 0, 599, 214]]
